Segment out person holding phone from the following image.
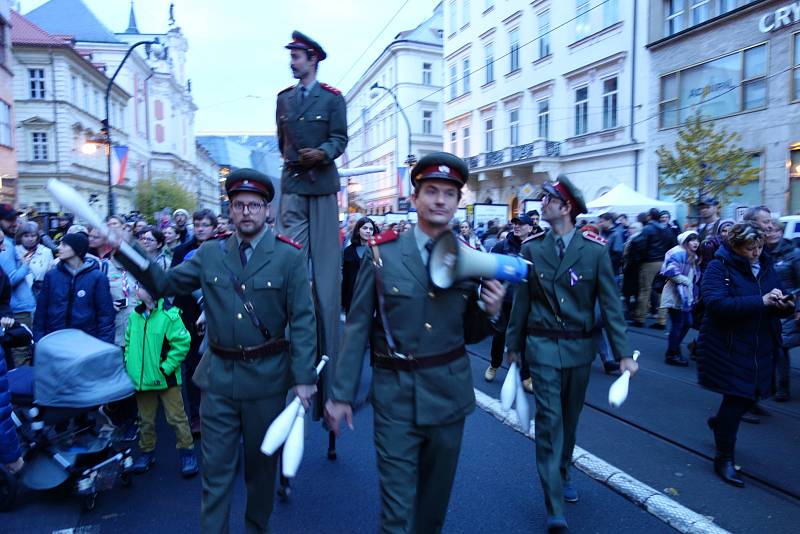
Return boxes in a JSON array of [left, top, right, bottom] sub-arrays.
[[696, 222, 794, 488]]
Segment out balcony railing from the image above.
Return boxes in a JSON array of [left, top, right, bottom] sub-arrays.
[[462, 139, 561, 171]]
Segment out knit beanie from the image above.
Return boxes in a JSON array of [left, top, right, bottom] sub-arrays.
[[61, 231, 89, 259]]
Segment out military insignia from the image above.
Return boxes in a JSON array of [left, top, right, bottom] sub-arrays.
[[276, 234, 303, 249], [581, 231, 607, 245], [320, 83, 342, 96], [369, 229, 400, 246], [439, 165, 450, 173]]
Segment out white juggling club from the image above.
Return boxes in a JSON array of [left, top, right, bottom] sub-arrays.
[[500, 362, 518, 411], [515, 377, 530, 434], [608, 350, 640, 408], [281, 405, 305, 478], [260, 355, 329, 456], [46, 179, 148, 270]]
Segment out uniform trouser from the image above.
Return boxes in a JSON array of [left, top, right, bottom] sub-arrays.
[[634, 262, 666, 325], [373, 410, 465, 534], [200, 390, 284, 534], [277, 192, 340, 359], [136, 387, 194, 452], [529, 363, 592, 517]]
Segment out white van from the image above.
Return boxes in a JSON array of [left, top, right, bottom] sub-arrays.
[[779, 215, 800, 242]]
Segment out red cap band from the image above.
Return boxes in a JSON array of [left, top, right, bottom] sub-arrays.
[[416, 164, 463, 183], [552, 181, 577, 212], [228, 179, 271, 196], [292, 38, 314, 52]]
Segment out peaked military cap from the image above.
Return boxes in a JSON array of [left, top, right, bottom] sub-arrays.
[[542, 174, 587, 216], [225, 168, 275, 202], [285, 31, 327, 61], [411, 152, 469, 189]]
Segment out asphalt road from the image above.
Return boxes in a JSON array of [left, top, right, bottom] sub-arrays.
[[3, 324, 799, 533]]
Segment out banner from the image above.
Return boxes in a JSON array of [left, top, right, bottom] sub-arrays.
[[111, 145, 129, 186], [397, 166, 409, 199]]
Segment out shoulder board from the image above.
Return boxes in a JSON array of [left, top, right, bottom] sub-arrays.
[[522, 230, 546, 243], [320, 83, 342, 96], [278, 85, 295, 95], [582, 231, 607, 246], [368, 229, 399, 247], [276, 234, 303, 249]]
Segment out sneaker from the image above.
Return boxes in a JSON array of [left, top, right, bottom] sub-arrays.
[[133, 451, 155, 474], [563, 479, 579, 503], [179, 449, 199, 478], [665, 354, 689, 367], [522, 377, 534, 394], [484, 366, 497, 382]]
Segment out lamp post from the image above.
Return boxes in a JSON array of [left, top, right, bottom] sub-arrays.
[[103, 38, 163, 217], [370, 83, 416, 208]]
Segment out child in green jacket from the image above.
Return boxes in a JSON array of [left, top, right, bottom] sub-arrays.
[[124, 287, 198, 477]]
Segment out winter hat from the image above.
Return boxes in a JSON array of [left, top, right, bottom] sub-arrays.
[[61, 231, 89, 259], [717, 219, 735, 235], [677, 230, 699, 246]]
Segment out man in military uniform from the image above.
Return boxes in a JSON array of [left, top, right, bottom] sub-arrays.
[[325, 152, 506, 533], [276, 31, 348, 362], [112, 169, 318, 534], [505, 175, 638, 533]]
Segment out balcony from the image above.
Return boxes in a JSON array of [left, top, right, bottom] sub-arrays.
[[464, 139, 561, 171]]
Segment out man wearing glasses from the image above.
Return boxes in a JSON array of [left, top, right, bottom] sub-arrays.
[[110, 168, 318, 533], [505, 175, 637, 533]]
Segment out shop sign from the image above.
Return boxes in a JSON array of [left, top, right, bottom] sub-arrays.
[[759, 2, 800, 33]]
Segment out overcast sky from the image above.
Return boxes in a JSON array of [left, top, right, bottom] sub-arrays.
[[22, 0, 439, 134]]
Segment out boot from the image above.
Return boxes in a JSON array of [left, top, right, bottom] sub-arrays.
[[327, 430, 337, 461], [713, 452, 744, 488]]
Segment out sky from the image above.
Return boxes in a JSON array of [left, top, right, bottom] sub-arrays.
[[21, 0, 439, 134]]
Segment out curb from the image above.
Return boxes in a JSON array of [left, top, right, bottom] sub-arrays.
[[474, 389, 731, 534]]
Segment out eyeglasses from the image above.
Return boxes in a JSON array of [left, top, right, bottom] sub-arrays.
[[231, 201, 266, 213], [138, 236, 156, 243]]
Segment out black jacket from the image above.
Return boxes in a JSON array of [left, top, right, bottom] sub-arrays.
[[632, 221, 676, 263], [342, 243, 365, 314]]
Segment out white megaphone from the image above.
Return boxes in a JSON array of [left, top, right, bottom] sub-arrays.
[[428, 231, 530, 289]]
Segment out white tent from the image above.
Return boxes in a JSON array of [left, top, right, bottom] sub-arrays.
[[586, 183, 676, 217]]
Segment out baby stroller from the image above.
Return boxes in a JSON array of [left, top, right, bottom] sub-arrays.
[[1, 329, 136, 511]]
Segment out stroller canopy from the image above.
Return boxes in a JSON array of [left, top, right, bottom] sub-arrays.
[[34, 329, 134, 408]]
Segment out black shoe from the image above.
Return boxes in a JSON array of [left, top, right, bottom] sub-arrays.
[[665, 354, 689, 367], [649, 323, 666, 330], [775, 390, 790, 402], [713, 453, 744, 488], [327, 431, 337, 461], [741, 412, 760, 424], [277, 475, 291, 501], [546, 515, 569, 532]]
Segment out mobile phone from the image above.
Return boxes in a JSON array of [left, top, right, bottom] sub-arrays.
[[114, 298, 129, 308]]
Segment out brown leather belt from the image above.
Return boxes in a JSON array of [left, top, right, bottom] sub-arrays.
[[374, 344, 465, 372], [211, 339, 290, 361], [527, 327, 592, 340]]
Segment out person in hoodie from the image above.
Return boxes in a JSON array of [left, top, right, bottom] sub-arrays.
[[659, 231, 700, 366], [32, 232, 115, 344]]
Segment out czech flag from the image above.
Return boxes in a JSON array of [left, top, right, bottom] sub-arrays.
[[111, 145, 129, 186]]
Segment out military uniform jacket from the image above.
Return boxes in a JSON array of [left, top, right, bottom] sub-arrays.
[[276, 82, 348, 196], [115, 232, 318, 400], [506, 231, 631, 368], [330, 231, 495, 426]]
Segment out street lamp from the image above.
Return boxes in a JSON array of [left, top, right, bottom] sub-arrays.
[[103, 38, 165, 217], [370, 82, 416, 203]]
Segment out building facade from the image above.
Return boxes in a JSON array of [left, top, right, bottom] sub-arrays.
[[11, 10, 130, 215], [647, 0, 799, 218], [0, 1, 15, 204], [343, 2, 444, 214], [443, 0, 650, 219]]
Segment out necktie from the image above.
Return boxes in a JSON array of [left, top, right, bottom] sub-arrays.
[[424, 239, 434, 264], [300, 87, 307, 102], [556, 237, 565, 260], [239, 241, 251, 267]]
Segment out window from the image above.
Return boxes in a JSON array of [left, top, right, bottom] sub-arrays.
[[450, 131, 457, 153], [32, 132, 48, 160], [449, 0, 457, 34], [94, 90, 100, 117], [602, 77, 619, 129], [665, 0, 683, 36], [509, 109, 520, 146], [537, 99, 550, 139], [574, 86, 588, 136], [509, 28, 520, 72], [461, 0, 470, 27], [0, 101, 11, 147], [463, 127, 471, 157], [538, 11, 551, 59], [484, 118, 494, 151], [423, 111, 433, 134], [34, 202, 50, 213], [691, 0, 710, 25], [449, 64, 457, 100], [658, 43, 768, 127], [604, 0, 620, 27], [71, 75, 78, 104], [82, 81, 89, 110], [719, 0, 737, 14], [29, 69, 45, 99], [422, 62, 432, 85], [484, 43, 494, 84], [0, 20, 6, 66], [575, 0, 591, 40], [793, 33, 800, 100], [484, 0, 494, 11], [462, 58, 471, 93]]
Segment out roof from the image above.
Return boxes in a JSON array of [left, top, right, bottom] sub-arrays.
[[393, 1, 442, 46], [25, 0, 122, 44], [10, 10, 72, 47]]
